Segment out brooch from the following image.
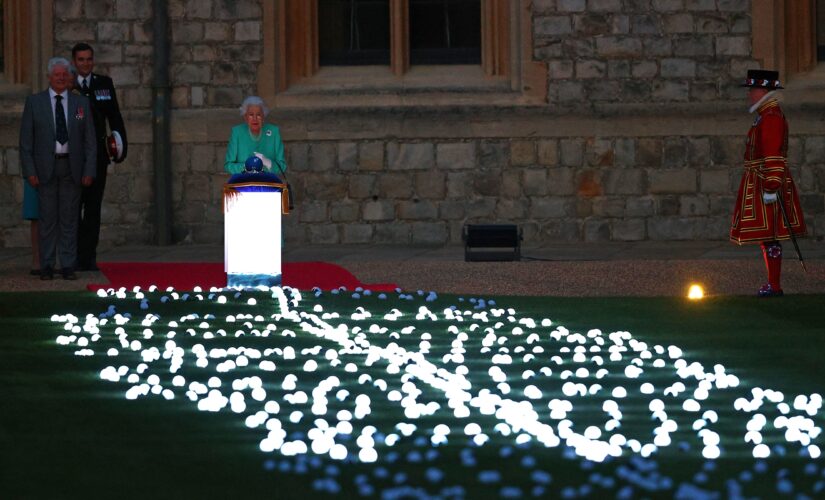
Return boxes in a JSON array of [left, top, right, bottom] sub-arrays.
[[266, 130, 272, 137], [75, 106, 85, 120]]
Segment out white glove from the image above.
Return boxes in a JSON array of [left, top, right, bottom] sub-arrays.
[[762, 192, 778, 204], [254, 152, 273, 170]]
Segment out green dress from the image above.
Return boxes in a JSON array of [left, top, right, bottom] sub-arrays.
[[224, 123, 286, 175]]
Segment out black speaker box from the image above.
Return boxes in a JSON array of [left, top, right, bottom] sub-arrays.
[[463, 224, 521, 262]]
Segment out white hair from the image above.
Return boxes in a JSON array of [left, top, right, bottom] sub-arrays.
[[239, 96, 270, 117], [47, 57, 72, 76]]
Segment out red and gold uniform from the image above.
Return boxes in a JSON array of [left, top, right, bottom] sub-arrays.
[[730, 92, 806, 296]]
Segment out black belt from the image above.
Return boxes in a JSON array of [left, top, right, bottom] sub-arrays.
[[55, 153, 69, 159]]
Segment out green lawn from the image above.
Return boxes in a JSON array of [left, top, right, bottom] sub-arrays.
[[1, 290, 824, 499]]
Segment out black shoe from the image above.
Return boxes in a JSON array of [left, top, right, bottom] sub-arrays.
[[40, 268, 54, 280], [62, 270, 78, 280]]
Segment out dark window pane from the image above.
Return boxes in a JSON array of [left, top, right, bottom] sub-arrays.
[[319, 0, 390, 66], [410, 0, 481, 65]]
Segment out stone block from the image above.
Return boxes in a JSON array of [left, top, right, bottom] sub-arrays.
[[613, 219, 646, 241], [624, 0, 652, 13], [132, 20, 152, 42], [679, 195, 710, 216], [612, 14, 630, 34], [584, 218, 611, 242], [652, 0, 683, 10], [608, 60, 631, 77], [541, 220, 581, 241], [379, 173, 413, 199], [574, 14, 612, 36], [116, 0, 151, 18], [577, 198, 593, 217], [730, 14, 750, 33], [632, 60, 659, 78], [359, 142, 384, 171], [647, 217, 698, 240], [479, 141, 508, 169], [307, 224, 339, 244], [787, 137, 803, 166], [663, 139, 688, 167], [548, 168, 577, 195], [631, 14, 659, 35], [465, 198, 497, 219], [215, 0, 260, 19], [185, 0, 212, 18], [556, 81, 586, 103], [649, 169, 696, 194], [411, 222, 448, 244], [388, 143, 434, 170], [362, 200, 395, 221], [636, 139, 662, 166], [530, 197, 575, 218], [586, 80, 622, 101], [716, 36, 749, 56], [592, 197, 626, 217], [673, 36, 713, 57], [717, 0, 749, 12], [596, 36, 643, 58], [656, 195, 680, 215], [193, 45, 217, 62], [398, 200, 437, 220], [56, 22, 96, 42], [85, 0, 115, 18], [534, 16, 573, 37], [537, 141, 558, 166], [643, 37, 673, 56], [190, 144, 215, 171], [548, 60, 574, 79], [497, 199, 527, 219], [559, 139, 584, 167], [415, 171, 446, 199], [374, 223, 410, 244], [805, 137, 825, 164], [695, 14, 727, 33], [685, 0, 717, 10], [172, 22, 204, 43], [652, 81, 689, 101], [56, 0, 83, 18], [298, 201, 327, 223], [563, 38, 596, 58], [576, 59, 607, 79], [626, 196, 655, 217], [303, 173, 347, 200], [439, 200, 466, 220], [614, 138, 635, 167], [661, 58, 696, 78], [589, 0, 622, 10], [695, 216, 731, 240], [308, 143, 336, 172], [699, 169, 730, 193], [234, 21, 261, 42], [510, 141, 536, 166], [174, 64, 210, 84], [347, 175, 378, 200], [523, 169, 548, 196], [329, 200, 361, 222], [710, 136, 741, 166], [5, 149, 19, 176], [603, 169, 644, 195], [342, 224, 374, 244], [446, 172, 472, 198], [663, 14, 694, 34], [204, 22, 231, 41], [501, 170, 522, 198], [289, 143, 309, 171], [585, 138, 614, 167], [338, 143, 357, 171], [436, 142, 475, 170], [557, 0, 586, 11], [473, 170, 501, 197]]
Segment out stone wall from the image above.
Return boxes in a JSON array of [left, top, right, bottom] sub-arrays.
[[0, 0, 823, 249], [534, 0, 754, 109]]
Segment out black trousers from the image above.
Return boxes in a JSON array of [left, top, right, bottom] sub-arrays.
[[77, 158, 108, 267]]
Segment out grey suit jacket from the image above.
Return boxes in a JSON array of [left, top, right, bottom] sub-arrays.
[[19, 89, 97, 184]]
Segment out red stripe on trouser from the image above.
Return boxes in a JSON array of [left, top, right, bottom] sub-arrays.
[[761, 241, 782, 291]]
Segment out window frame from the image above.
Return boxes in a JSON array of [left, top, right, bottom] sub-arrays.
[[260, 0, 547, 108]]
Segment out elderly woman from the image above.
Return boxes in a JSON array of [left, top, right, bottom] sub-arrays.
[[224, 96, 286, 175]]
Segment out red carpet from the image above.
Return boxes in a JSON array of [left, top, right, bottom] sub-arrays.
[[88, 262, 397, 292]]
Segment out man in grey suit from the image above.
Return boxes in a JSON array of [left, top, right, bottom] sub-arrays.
[[20, 57, 96, 280]]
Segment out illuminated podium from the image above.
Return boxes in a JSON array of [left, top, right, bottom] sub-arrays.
[[223, 176, 290, 288]]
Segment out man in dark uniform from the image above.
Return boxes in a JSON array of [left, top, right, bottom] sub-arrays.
[[72, 42, 128, 271]]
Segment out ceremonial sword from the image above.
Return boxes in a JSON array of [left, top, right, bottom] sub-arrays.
[[776, 191, 807, 272]]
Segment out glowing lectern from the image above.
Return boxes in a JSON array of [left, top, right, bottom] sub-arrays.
[[223, 174, 290, 288]]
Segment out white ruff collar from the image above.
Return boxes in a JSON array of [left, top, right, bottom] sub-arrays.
[[749, 91, 778, 114]]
